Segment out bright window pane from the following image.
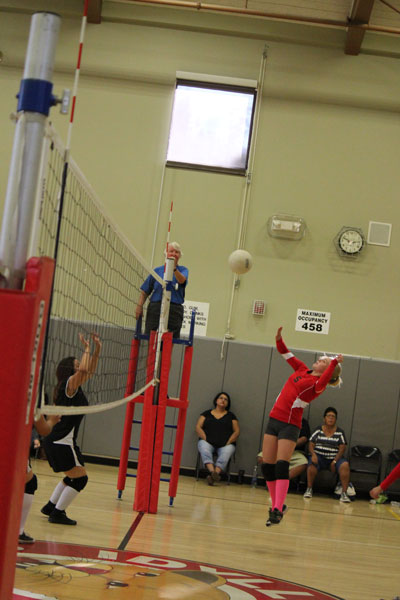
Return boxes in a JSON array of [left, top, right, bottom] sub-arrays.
[[167, 82, 256, 173]]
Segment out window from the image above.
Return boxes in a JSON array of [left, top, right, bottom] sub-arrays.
[[166, 76, 257, 175]]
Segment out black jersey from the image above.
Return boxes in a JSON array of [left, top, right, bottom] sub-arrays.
[[200, 410, 238, 448], [46, 378, 88, 444]]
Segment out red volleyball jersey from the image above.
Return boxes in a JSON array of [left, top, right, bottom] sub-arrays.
[[381, 461, 400, 491], [269, 337, 338, 428]]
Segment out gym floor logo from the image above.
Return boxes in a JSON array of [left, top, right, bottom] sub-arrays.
[[14, 542, 344, 599]]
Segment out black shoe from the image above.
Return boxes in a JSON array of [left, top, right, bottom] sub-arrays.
[[268, 504, 287, 519], [41, 501, 56, 516], [18, 531, 35, 544], [48, 508, 77, 525], [266, 508, 283, 527]]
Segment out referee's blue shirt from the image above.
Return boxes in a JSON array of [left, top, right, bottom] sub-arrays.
[[141, 264, 188, 304]]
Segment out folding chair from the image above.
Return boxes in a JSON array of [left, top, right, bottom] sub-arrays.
[[313, 468, 338, 494], [195, 450, 235, 484], [350, 445, 382, 491]]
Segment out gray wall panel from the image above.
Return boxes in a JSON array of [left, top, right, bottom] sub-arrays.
[[222, 341, 272, 474], [163, 344, 185, 465], [351, 360, 400, 474], [181, 337, 227, 468], [168, 344, 184, 398], [77, 336, 400, 484], [393, 400, 400, 451], [81, 405, 126, 458]]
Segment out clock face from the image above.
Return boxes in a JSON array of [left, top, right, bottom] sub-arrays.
[[338, 229, 364, 254]]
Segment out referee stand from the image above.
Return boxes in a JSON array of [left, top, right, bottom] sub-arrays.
[[117, 311, 195, 513]]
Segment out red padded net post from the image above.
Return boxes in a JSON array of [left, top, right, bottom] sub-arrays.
[[168, 343, 193, 500], [133, 331, 157, 512], [117, 337, 141, 493], [149, 332, 173, 514], [0, 257, 54, 600]]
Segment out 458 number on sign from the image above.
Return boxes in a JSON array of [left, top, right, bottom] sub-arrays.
[[301, 322, 323, 332], [295, 308, 331, 335]]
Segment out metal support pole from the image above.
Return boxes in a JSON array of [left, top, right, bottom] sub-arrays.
[[0, 12, 60, 289]]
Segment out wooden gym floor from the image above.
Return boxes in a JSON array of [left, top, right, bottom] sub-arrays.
[[14, 459, 400, 600]]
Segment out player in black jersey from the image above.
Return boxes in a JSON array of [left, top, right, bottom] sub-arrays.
[[19, 414, 60, 544], [41, 332, 101, 525]]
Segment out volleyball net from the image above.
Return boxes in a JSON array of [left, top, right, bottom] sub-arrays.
[[33, 125, 165, 415]]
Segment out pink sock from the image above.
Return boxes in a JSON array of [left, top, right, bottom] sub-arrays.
[[266, 480, 276, 507], [275, 479, 289, 512]]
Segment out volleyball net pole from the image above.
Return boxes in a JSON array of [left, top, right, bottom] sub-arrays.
[[36, 0, 88, 410], [0, 13, 61, 289], [152, 199, 175, 391], [0, 13, 61, 600]]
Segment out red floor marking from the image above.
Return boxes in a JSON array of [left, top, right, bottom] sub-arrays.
[[14, 540, 345, 599]]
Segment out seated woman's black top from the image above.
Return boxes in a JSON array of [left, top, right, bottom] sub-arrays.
[[200, 410, 238, 448]]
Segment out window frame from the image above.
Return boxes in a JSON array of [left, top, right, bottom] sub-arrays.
[[166, 78, 257, 176]]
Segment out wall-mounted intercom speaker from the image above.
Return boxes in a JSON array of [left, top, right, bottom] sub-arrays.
[[367, 221, 392, 247]]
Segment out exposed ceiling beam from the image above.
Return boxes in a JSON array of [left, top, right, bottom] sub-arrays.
[[87, 0, 102, 24], [345, 0, 376, 55]]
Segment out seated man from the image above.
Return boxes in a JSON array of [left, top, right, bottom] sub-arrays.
[[303, 407, 351, 502], [258, 417, 310, 482]]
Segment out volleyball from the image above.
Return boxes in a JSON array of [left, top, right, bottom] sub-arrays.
[[228, 249, 253, 275]]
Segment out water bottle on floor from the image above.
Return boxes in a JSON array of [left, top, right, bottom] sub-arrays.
[[251, 464, 258, 487]]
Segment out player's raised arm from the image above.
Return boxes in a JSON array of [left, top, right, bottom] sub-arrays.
[[67, 333, 101, 395], [275, 326, 306, 371]]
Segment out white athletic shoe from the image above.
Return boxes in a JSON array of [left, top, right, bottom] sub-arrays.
[[303, 487, 313, 499], [340, 491, 351, 503], [347, 482, 356, 497], [334, 483, 342, 496]]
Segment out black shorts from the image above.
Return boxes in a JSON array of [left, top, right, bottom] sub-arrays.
[[43, 438, 85, 473], [145, 301, 184, 339], [265, 417, 300, 443]]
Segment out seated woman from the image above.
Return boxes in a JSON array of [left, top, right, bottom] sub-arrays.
[[195, 392, 239, 485], [304, 406, 351, 502]]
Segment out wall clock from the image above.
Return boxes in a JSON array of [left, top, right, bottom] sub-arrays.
[[335, 227, 365, 257]]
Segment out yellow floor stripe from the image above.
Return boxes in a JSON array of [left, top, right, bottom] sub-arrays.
[[386, 507, 400, 520]]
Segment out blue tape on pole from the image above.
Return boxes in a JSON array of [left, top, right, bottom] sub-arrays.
[[17, 78, 55, 115]]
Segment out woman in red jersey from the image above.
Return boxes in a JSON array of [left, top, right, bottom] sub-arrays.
[[262, 327, 343, 526]]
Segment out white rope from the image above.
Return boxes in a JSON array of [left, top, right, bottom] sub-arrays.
[[39, 379, 157, 416]]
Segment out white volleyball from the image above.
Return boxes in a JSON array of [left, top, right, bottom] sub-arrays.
[[228, 249, 253, 275]]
